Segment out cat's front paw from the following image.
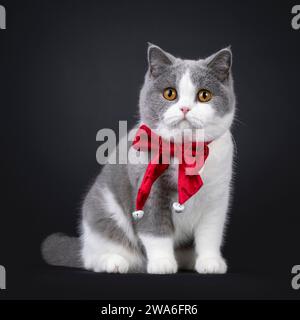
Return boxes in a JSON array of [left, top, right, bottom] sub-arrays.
[[147, 257, 178, 274], [195, 256, 227, 274], [100, 254, 130, 273], [84, 253, 129, 273]]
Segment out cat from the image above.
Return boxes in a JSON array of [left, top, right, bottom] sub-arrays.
[[42, 43, 236, 274]]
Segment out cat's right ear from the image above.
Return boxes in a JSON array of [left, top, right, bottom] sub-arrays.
[[147, 43, 175, 77], [205, 47, 232, 82]]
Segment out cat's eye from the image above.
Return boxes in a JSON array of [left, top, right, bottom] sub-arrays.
[[163, 88, 177, 101], [198, 89, 212, 103]]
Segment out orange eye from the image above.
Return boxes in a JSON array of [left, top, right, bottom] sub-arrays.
[[198, 89, 212, 102], [163, 88, 177, 101]]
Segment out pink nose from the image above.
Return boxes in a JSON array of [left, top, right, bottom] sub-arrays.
[[180, 107, 190, 115]]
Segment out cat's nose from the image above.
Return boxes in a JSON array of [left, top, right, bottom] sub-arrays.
[[180, 107, 190, 115]]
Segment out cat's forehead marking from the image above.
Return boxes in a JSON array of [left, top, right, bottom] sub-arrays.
[[175, 60, 207, 88], [178, 69, 195, 100]]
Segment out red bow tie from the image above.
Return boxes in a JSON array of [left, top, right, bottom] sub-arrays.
[[131, 124, 210, 219]]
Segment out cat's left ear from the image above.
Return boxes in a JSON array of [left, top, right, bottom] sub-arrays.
[[205, 47, 232, 82], [147, 43, 176, 77]]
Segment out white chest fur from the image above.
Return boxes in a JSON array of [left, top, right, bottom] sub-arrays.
[[172, 130, 233, 246]]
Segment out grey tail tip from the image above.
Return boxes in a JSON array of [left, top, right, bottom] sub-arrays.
[[41, 232, 82, 269]]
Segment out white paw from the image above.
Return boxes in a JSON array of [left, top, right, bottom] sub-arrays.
[[84, 253, 129, 273], [195, 256, 227, 274], [147, 257, 178, 274], [100, 254, 130, 273]]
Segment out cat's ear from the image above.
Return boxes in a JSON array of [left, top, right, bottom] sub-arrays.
[[205, 47, 232, 82], [147, 43, 175, 77]]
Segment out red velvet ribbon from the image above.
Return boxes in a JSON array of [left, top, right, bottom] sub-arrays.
[[132, 124, 210, 212]]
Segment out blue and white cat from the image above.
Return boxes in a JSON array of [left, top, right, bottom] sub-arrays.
[[43, 44, 236, 274]]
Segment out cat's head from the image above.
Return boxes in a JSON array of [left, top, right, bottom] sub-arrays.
[[139, 44, 236, 142]]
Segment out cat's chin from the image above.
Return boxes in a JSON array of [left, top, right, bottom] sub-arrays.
[[164, 118, 202, 130], [175, 119, 195, 130], [154, 121, 207, 143]]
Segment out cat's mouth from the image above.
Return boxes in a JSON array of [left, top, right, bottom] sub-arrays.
[[156, 119, 206, 143], [185, 115, 205, 129], [165, 117, 204, 130]]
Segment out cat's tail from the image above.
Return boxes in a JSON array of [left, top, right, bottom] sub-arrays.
[[41, 233, 82, 268]]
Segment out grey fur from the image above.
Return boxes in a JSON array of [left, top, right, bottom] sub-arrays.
[[42, 43, 235, 270], [41, 233, 82, 268]]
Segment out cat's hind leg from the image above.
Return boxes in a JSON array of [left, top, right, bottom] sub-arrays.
[[81, 221, 143, 273], [81, 184, 144, 273]]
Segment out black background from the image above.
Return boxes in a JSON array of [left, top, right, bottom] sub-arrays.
[[0, 0, 300, 299]]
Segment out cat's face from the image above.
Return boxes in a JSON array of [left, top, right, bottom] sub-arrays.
[[139, 44, 236, 142]]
